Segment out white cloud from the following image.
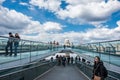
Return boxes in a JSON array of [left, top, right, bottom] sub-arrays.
[[65, 0, 102, 5], [114, 21, 120, 33], [57, 0, 120, 25], [19, 2, 35, 10], [1, 0, 120, 44], [19, 2, 29, 6], [0, 6, 63, 35], [0, 6, 31, 30], [23, 21, 43, 35], [30, 0, 120, 25], [0, 5, 64, 42], [30, 0, 61, 12], [40, 20, 120, 44], [43, 21, 62, 32], [20, 20, 120, 44], [0, 5, 45, 36], [81, 21, 120, 43], [0, 0, 5, 4]]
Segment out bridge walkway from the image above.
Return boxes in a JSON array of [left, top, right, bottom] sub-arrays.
[[35, 65, 89, 80]]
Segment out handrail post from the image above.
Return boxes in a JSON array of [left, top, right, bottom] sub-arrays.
[[30, 41, 32, 62]]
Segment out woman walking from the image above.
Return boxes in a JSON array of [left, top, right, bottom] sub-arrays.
[[92, 56, 108, 80]]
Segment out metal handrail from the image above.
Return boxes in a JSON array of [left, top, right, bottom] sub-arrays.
[[84, 39, 120, 45], [77, 62, 120, 80], [0, 36, 46, 44], [0, 36, 61, 70]]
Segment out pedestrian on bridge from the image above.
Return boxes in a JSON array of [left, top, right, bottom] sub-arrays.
[[70, 57, 74, 64], [92, 56, 108, 80], [5, 32, 14, 56], [67, 56, 70, 65], [14, 33, 20, 56], [62, 56, 66, 67]]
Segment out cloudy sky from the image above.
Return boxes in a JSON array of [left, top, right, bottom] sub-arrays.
[[0, 0, 120, 44]]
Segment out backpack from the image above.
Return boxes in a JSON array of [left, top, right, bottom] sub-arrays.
[[95, 63, 108, 78], [102, 65, 108, 78]]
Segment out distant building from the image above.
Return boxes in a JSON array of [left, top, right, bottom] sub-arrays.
[[64, 39, 71, 47]]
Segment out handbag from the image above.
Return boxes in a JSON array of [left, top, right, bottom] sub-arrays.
[[94, 75, 101, 80]]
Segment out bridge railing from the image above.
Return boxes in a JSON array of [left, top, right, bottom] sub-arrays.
[[76, 39, 120, 55], [0, 36, 60, 66], [0, 60, 56, 80], [76, 61, 120, 80], [74, 39, 120, 67]]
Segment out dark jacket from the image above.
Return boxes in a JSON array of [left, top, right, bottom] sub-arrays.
[[92, 61, 105, 80], [8, 35, 14, 43], [14, 36, 20, 42]]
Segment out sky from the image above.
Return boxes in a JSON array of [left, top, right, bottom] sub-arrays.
[[0, 0, 120, 45]]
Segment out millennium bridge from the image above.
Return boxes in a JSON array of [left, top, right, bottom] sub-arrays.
[[0, 36, 120, 80]]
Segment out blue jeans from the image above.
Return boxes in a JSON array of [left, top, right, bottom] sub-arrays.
[[14, 42, 19, 56], [5, 41, 13, 55]]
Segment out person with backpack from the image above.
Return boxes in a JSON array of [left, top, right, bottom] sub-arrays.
[[92, 56, 108, 80]]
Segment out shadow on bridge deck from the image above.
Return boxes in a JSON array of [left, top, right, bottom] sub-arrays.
[[35, 65, 89, 80]]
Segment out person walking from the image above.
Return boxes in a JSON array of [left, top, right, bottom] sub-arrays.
[[92, 56, 108, 80], [14, 33, 20, 56], [5, 32, 14, 56], [71, 57, 74, 64], [67, 56, 70, 65], [62, 56, 66, 67]]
